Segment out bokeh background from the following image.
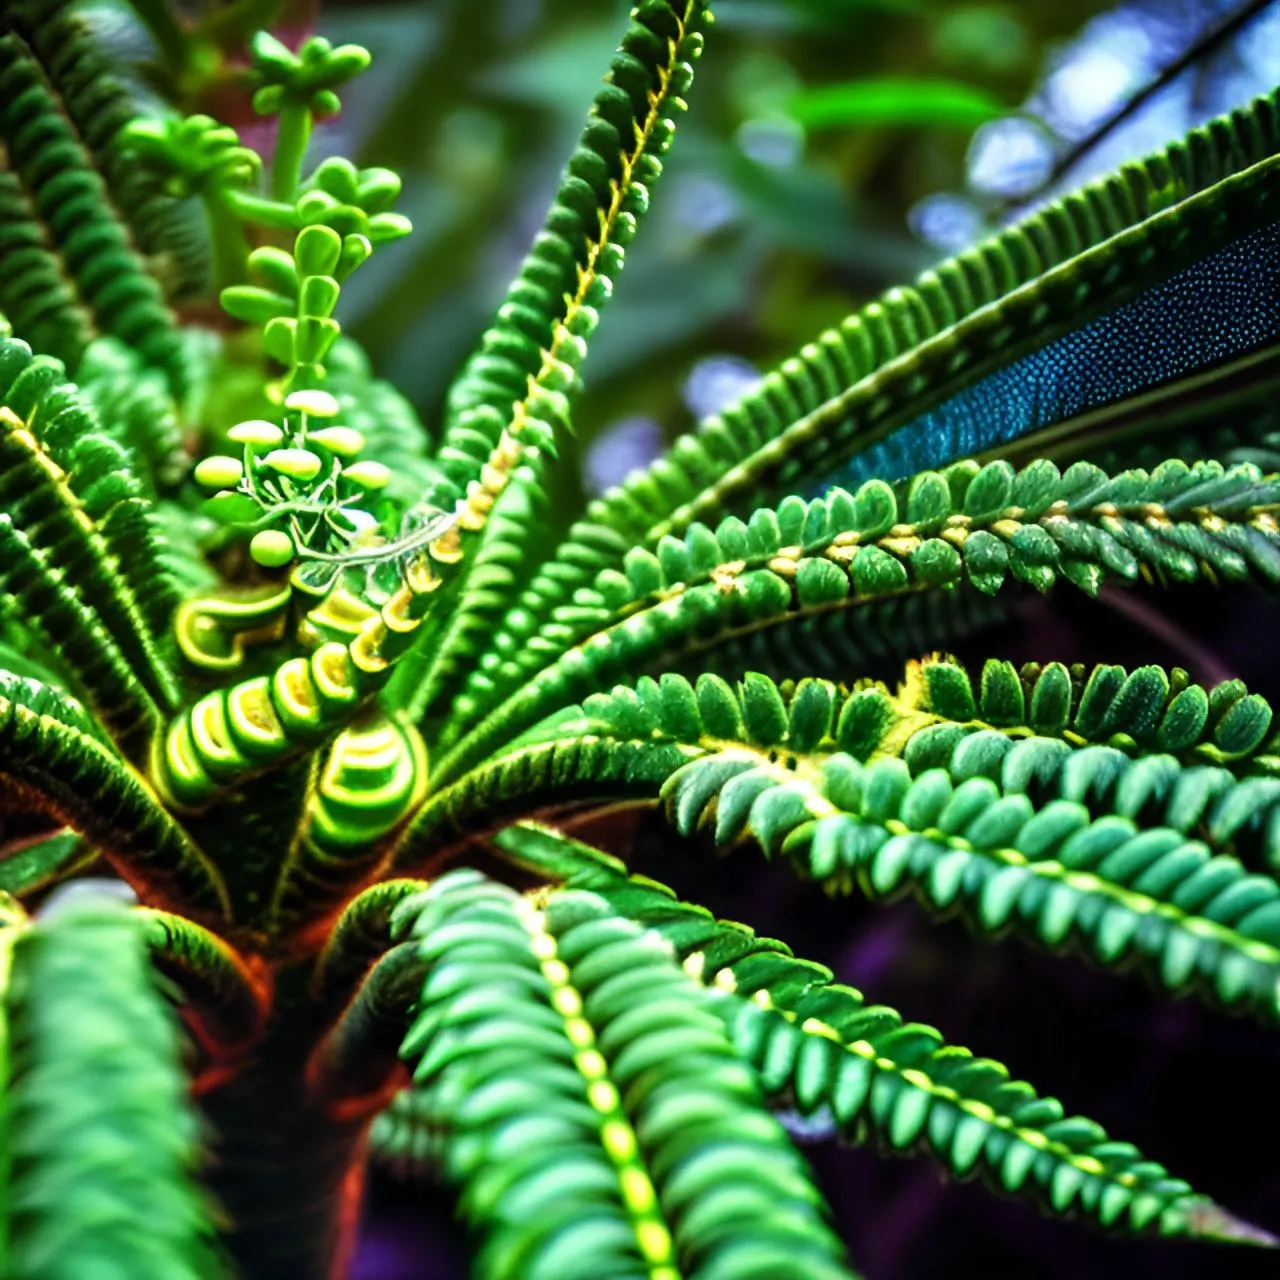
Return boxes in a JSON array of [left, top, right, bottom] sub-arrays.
[[109, 0, 1280, 1275]]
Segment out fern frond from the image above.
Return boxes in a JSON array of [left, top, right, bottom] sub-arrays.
[[1, 336, 182, 649], [138, 908, 268, 1055], [398, 0, 710, 727], [264, 711, 428, 933], [470, 88, 1280, 684], [538, 851, 1269, 1245], [435, 0, 709, 497], [0, 511, 161, 744], [392, 734, 692, 869], [5, 894, 226, 1278], [434, 456, 1280, 780], [392, 870, 858, 1279], [75, 338, 187, 492], [6, 0, 203, 299], [664, 733, 1280, 1023], [313, 877, 429, 1016], [0, 400, 180, 716], [0, 829, 95, 898], [0, 4, 184, 384], [0, 669, 229, 918]]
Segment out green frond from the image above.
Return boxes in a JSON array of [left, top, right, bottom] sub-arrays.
[[392, 869, 858, 1279], [138, 908, 267, 1054], [901, 652, 1280, 775], [0, 387, 180, 718], [75, 338, 187, 492], [433, 456, 1280, 780], [0, 508, 163, 744], [0, 669, 229, 918], [392, 733, 693, 870], [0, 336, 182, 650], [0, 2, 185, 385], [398, 478, 544, 726], [4, 894, 226, 1278], [469, 87, 1280, 679], [663, 731, 1280, 1023], [313, 876, 430, 1015], [437, 0, 709, 492], [0, 828, 95, 899], [400, 0, 711, 727], [265, 711, 428, 932], [547, 853, 1268, 1246], [368, 1083, 442, 1180], [310, 938, 423, 1103]]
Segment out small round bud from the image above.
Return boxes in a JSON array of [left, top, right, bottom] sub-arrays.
[[263, 448, 323, 480], [284, 388, 341, 418], [193, 455, 244, 489], [249, 530, 295, 567], [228, 419, 285, 449], [343, 460, 390, 489], [308, 426, 364, 457]]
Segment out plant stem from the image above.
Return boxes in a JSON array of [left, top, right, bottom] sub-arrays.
[[206, 190, 254, 292], [271, 104, 312, 204]]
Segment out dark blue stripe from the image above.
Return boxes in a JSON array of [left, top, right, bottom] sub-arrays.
[[821, 219, 1280, 490]]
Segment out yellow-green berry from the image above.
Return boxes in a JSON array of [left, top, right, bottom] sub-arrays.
[[343, 460, 391, 489], [228, 419, 285, 449], [193, 455, 244, 489], [308, 426, 364, 457], [249, 529, 295, 567], [264, 448, 324, 480], [284, 388, 341, 418]]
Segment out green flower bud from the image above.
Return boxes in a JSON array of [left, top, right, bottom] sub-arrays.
[[308, 426, 364, 457], [194, 455, 244, 489], [228, 419, 285, 449], [343, 460, 391, 490], [252, 85, 285, 116], [263, 448, 323, 480], [250, 529, 296, 567], [284, 388, 341, 418]]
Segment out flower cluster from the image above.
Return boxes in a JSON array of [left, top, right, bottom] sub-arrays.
[[194, 387, 390, 569]]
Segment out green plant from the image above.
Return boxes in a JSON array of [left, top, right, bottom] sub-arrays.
[[1, 0, 1279, 1275]]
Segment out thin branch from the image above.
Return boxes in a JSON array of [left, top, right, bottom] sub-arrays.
[[1008, 0, 1278, 209]]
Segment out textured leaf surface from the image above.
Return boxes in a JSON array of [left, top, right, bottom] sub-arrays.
[[464, 87, 1280, 704], [391, 869, 858, 1279], [555, 853, 1268, 1245], [5, 895, 225, 1278], [436, 457, 1280, 777]]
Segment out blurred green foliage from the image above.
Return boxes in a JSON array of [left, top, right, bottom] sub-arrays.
[[298, 0, 1109, 511], [90, 0, 1122, 515]]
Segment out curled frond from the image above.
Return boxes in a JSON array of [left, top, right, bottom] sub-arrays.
[[392, 869, 857, 1279], [138, 909, 268, 1055], [0, 670, 228, 918], [265, 711, 428, 933]]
